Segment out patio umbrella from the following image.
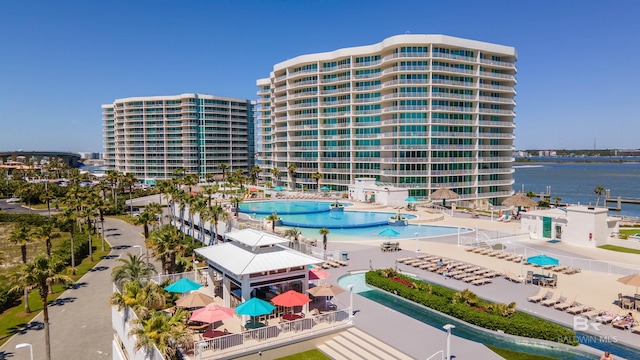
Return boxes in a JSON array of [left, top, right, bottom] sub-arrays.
[[379, 228, 400, 240], [405, 197, 418, 203], [176, 292, 214, 308], [307, 283, 346, 310], [164, 277, 202, 293], [617, 274, 640, 293], [235, 297, 275, 317], [189, 304, 234, 324], [309, 267, 330, 281], [502, 192, 537, 208], [320, 186, 331, 191], [273, 186, 284, 191], [430, 187, 459, 206], [249, 187, 258, 192], [526, 254, 559, 267], [271, 290, 311, 308]]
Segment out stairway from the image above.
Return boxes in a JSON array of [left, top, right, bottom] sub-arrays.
[[317, 327, 413, 360]]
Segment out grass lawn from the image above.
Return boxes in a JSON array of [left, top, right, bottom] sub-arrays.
[[487, 345, 558, 360], [0, 242, 112, 347], [108, 214, 139, 225], [598, 244, 640, 255], [275, 349, 330, 360]]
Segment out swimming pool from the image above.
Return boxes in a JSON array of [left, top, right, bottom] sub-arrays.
[[338, 272, 638, 359], [239, 201, 341, 215]]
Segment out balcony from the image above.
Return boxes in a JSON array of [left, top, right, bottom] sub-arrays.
[[382, 79, 429, 87], [477, 168, 514, 174], [478, 120, 514, 128], [352, 59, 382, 68], [382, 52, 429, 62], [478, 71, 516, 81], [321, 76, 351, 84], [289, 91, 318, 100], [478, 156, 514, 162], [290, 79, 318, 89], [431, 65, 476, 75], [479, 58, 516, 69], [478, 108, 515, 116], [431, 79, 476, 87], [432, 52, 477, 63], [320, 87, 351, 95], [430, 157, 475, 163], [431, 93, 476, 101], [478, 84, 515, 92], [319, 63, 351, 73], [431, 105, 475, 113]]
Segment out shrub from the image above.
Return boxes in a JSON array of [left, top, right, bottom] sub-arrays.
[[365, 270, 578, 345], [0, 213, 49, 226]]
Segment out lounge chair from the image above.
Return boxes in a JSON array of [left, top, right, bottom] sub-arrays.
[[612, 319, 637, 330], [554, 295, 577, 311], [527, 288, 548, 303], [541, 292, 562, 307], [563, 267, 581, 275], [504, 270, 523, 283], [632, 326, 640, 335], [566, 304, 592, 315], [581, 309, 604, 319], [594, 311, 617, 324], [471, 277, 492, 286]]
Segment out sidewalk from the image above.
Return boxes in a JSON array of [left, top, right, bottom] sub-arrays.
[[0, 218, 156, 360]]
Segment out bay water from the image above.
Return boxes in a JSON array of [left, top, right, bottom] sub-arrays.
[[513, 162, 640, 218]]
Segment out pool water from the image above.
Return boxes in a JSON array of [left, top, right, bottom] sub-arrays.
[[239, 201, 339, 215], [338, 272, 638, 360]]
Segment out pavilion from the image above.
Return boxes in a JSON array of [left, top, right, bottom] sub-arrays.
[[195, 229, 323, 313]]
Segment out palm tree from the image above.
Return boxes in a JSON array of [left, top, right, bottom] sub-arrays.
[[9, 224, 32, 312], [284, 228, 302, 250], [270, 168, 281, 186], [594, 185, 606, 206], [129, 309, 192, 359], [11, 255, 72, 360], [148, 226, 189, 274], [111, 253, 157, 285], [207, 204, 229, 245], [202, 185, 219, 207], [134, 210, 157, 240], [312, 171, 322, 192], [122, 173, 137, 217], [319, 228, 330, 253], [552, 197, 562, 207], [183, 173, 198, 194], [526, 191, 538, 198], [266, 212, 280, 233], [110, 280, 167, 318], [287, 163, 297, 190], [217, 163, 229, 183], [34, 220, 59, 257], [145, 202, 163, 230], [191, 198, 207, 243], [250, 165, 262, 185], [105, 170, 121, 205], [230, 196, 243, 217], [57, 207, 78, 274]]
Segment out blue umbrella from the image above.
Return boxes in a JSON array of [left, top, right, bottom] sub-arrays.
[[405, 197, 418, 203], [235, 297, 275, 317], [320, 186, 331, 191], [164, 278, 202, 293], [526, 254, 559, 267], [379, 228, 400, 239], [273, 186, 284, 191]]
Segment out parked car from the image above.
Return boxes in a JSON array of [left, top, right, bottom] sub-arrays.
[[6, 197, 20, 203]]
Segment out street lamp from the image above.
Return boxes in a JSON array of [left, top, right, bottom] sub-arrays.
[[443, 324, 455, 360], [414, 232, 420, 253], [132, 245, 143, 257], [16, 343, 33, 360], [348, 284, 354, 323]]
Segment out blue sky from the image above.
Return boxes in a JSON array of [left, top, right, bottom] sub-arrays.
[[1, 0, 638, 152]]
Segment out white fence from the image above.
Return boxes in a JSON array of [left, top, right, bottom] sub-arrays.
[[193, 309, 351, 359]]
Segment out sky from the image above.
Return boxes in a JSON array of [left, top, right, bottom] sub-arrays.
[[1, 0, 639, 152]]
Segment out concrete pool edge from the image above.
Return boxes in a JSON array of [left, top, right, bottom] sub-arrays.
[[338, 271, 607, 359]]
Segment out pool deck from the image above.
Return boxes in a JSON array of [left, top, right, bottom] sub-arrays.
[[308, 204, 640, 359]]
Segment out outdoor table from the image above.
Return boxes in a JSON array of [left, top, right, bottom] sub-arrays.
[[282, 313, 303, 321], [203, 329, 227, 339], [245, 320, 266, 329], [533, 274, 552, 286]]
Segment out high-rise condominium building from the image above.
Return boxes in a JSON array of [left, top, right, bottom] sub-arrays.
[[257, 34, 517, 205], [103, 94, 255, 180]]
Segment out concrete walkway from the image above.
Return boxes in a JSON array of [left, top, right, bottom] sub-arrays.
[[0, 217, 155, 360]]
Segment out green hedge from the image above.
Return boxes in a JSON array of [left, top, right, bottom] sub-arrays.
[[0, 213, 49, 226], [365, 270, 578, 345], [0, 284, 21, 313], [53, 232, 91, 267]]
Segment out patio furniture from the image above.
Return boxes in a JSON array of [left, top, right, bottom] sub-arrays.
[[504, 270, 523, 283], [541, 292, 562, 307], [554, 295, 577, 311], [525, 271, 534, 284], [619, 293, 634, 310], [566, 304, 593, 315], [527, 288, 548, 303]]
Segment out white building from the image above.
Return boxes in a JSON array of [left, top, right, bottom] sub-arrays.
[[257, 34, 517, 207], [102, 94, 255, 181]]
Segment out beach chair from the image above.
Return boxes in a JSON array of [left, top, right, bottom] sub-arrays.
[[464, 246, 476, 252], [563, 267, 581, 275], [484, 271, 501, 278], [527, 288, 548, 303], [554, 295, 577, 311], [511, 255, 524, 263], [541, 292, 562, 307], [504, 270, 523, 283], [551, 265, 568, 272], [495, 252, 509, 259], [566, 304, 592, 315], [471, 277, 492, 286], [580, 308, 603, 319]]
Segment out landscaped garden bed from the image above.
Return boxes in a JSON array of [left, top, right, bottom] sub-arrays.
[[365, 269, 578, 345]]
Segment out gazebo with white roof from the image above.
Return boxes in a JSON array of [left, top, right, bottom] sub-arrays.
[[195, 228, 323, 311]]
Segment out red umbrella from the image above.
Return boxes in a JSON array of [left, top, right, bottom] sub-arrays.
[[249, 187, 258, 192], [309, 267, 330, 281], [189, 304, 235, 324], [271, 290, 311, 307]]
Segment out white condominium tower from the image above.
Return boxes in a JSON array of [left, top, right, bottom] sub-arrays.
[[103, 94, 255, 180], [257, 34, 517, 205]]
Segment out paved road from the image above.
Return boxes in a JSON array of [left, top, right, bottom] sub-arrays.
[[0, 217, 156, 360]]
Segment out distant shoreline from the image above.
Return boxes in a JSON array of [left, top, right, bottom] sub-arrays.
[[516, 159, 640, 165]]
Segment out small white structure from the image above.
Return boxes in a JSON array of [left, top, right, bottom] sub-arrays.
[[348, 178, 408, 207], [195, 229, 322, 310], [520, 205, 619, 248]]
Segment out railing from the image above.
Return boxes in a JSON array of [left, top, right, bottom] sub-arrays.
[[426, 350, 444, 360], [194, 309, 351, 359]]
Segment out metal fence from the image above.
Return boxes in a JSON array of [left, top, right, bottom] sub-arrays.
[[193, 309, 351, 359]]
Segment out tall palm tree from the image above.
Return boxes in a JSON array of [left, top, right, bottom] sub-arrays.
[[230, 196, 243, 217], [270, 168, 281, 186], [111, 253, 157, 285], [148, 226, 189, 274], [312, 171, 322, 192], [9, 224, 32, 312], [134, 210, 157, 241], [122, 173, 137, 217], [319, 227, 330, 253], [287, 163, 297, 190], [183, 173, 198, 194], [145, 202, 163, 231], [217, 163, 229, 183], [207, 204, 229, 245], [191, 198, 207, 243], [105, 170, 121, 206], [110, 280, 167, 319], [57, 207, 78, 274], [129, 309, 192, 359], [284, 227, 302, 250], [11, 255, 72, 360], [250, 165, 262, 185], [33, 220, 59, 258], [202, 185, 219, 208], [594, 185, 606, 207]]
